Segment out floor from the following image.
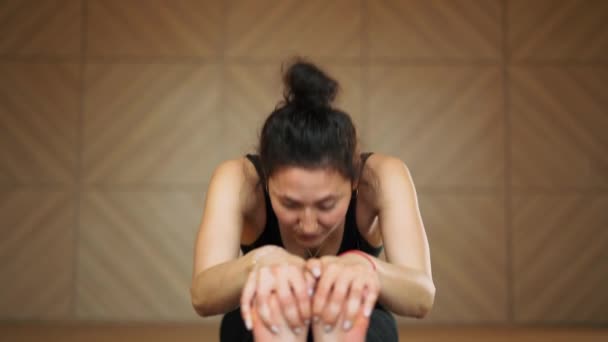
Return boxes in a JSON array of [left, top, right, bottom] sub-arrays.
[[1, 323, 607, 342]]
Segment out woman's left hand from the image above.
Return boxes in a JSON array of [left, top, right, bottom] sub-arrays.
[[305, 253, 380, 331]]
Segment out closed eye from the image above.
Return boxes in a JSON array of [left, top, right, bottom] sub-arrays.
[[318, 201, 336, 211], [282, 200, 301, 209]]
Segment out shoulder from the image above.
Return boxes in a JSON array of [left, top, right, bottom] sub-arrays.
[[359, 153, 416, 209], [207, 157, 263, 214], [211, 157, 260, 186], [361, 153, 412, 186]]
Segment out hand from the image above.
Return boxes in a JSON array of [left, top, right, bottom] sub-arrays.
[[240, 246, 316, 335], [305, 253, 380, 331]]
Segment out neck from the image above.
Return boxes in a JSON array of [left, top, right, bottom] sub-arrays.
[[304, 223, 345, 259], [279, 222, 345, 259], [306, 246, 321, 259]]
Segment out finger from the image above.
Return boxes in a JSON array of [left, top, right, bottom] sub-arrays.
[[362, 283, 379, 318], [253, 293, 281, 336], [322, 271, 352, 331], [342, 278, 365, 331], [306, 258, 322, 279], [304, 271, 316, 298], [275, 265, 303, 332], [256, 266, 277, 333], [287, 266, 312, 326], [312, 263, 338, 323], [267, 292, 285, 335], [240, 268, 258, 330]]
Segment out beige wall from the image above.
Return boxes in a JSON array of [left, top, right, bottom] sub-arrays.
[[0, 0, 606, 326]]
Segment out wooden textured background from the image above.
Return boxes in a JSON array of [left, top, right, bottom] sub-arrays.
[[1, 0, 607, 330]]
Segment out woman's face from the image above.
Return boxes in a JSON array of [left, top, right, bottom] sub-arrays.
[[267, 166, 353, 248]]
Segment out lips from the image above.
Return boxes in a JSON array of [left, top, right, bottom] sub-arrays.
[[299, 234, 319, 241]]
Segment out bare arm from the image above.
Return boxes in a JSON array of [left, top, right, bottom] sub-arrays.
[[368, 155, 436, 318], [190, 158, 253, 316]]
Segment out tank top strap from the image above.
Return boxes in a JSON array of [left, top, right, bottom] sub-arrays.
[[242, 154, 282, 253], [245, 154, 266, 189], [361, 152, 374, 164]]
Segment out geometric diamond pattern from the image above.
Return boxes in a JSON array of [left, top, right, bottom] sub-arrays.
[[511, 67, 608, 188], [369, 0, 502, 59], [0, 0, 81, 56], [513, 194, 608, 322], [77, 190, 205, 320], [368, 66, 504, 188], [0, 0, 607, 326], [83, 64, 223, 184], [87, 0, 222, 57], [509, 0, 608, 61], [0, 63, 80, 184], [400, 193, 507, 323], [226, 0, 361, 59], [0, 189, 74, 319]]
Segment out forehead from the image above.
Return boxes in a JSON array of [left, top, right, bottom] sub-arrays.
[[268, 166, 350, 190]]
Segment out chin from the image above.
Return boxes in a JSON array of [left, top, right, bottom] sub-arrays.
[[296, 235, 322, 246]]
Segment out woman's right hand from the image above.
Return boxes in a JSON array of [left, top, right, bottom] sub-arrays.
[[240, 246, 316, 335]]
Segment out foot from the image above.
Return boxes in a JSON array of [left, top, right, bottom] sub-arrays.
[[251, 293, 310, 342], [311, 310, 369, 342]]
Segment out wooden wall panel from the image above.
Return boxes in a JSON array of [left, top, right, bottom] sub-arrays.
[[509, 0, 608, 61], [510, 67, 608, 189], [226, 0, 361, 59], [0, 62, 80, 184], [0, 189, 74, 318], [0, 0, 81, 56], [369, 0, 502, 60], [513, 194, 608, 322], [367, 65, 504, 188], [83, 63, 223, 184], [77, 190, 205, 321], [0, 0, 606, 326], [400, 193, 507, 323], [87, 0, 222, 57]]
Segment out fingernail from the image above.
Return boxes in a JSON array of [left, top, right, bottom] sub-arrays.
[[294, 327, 302, 335], [271, 325, 279, 334], [312, 267, 321, 278], [364, 307, 372, 317], [308, 287, 314, 297], [245, 319, 252, 331], [324, 324, 333, 333], [313, 316, 320, 323], [343, 320, 352, 331]]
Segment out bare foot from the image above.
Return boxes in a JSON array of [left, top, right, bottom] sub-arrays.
[[312, 310, 369, 342], [251, 293, 310, 342]]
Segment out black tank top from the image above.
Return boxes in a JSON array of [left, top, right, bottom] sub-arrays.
[[241, 153, 383, 257]]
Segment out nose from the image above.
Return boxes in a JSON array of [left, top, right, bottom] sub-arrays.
[[299, 208, 318, 233]]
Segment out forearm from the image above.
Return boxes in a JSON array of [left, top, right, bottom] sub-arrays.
[[190, 254, 254, 317], [374, 257, 435, 318]]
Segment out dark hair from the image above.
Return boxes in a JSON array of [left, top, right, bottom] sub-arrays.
[[257, 58, 359, 182]]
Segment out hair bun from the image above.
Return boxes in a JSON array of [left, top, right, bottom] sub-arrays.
[[283, 59, 338, 109]]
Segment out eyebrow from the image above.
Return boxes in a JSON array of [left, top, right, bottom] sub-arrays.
[[280, 195, 338, 204]]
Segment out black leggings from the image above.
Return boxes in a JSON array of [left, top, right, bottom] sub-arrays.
[[219, 303, 398, 342]]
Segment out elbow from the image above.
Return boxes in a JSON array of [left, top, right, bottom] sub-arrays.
[[414, 281, 436, 319], [191, 300, 208, 317], [190, 284, 211, 317]]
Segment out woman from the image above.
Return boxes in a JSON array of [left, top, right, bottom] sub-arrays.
[[190, 59, 435, 342]]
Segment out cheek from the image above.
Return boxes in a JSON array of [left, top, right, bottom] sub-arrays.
[[318, 205, 349, 228], [273, 206, 299, 225]]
